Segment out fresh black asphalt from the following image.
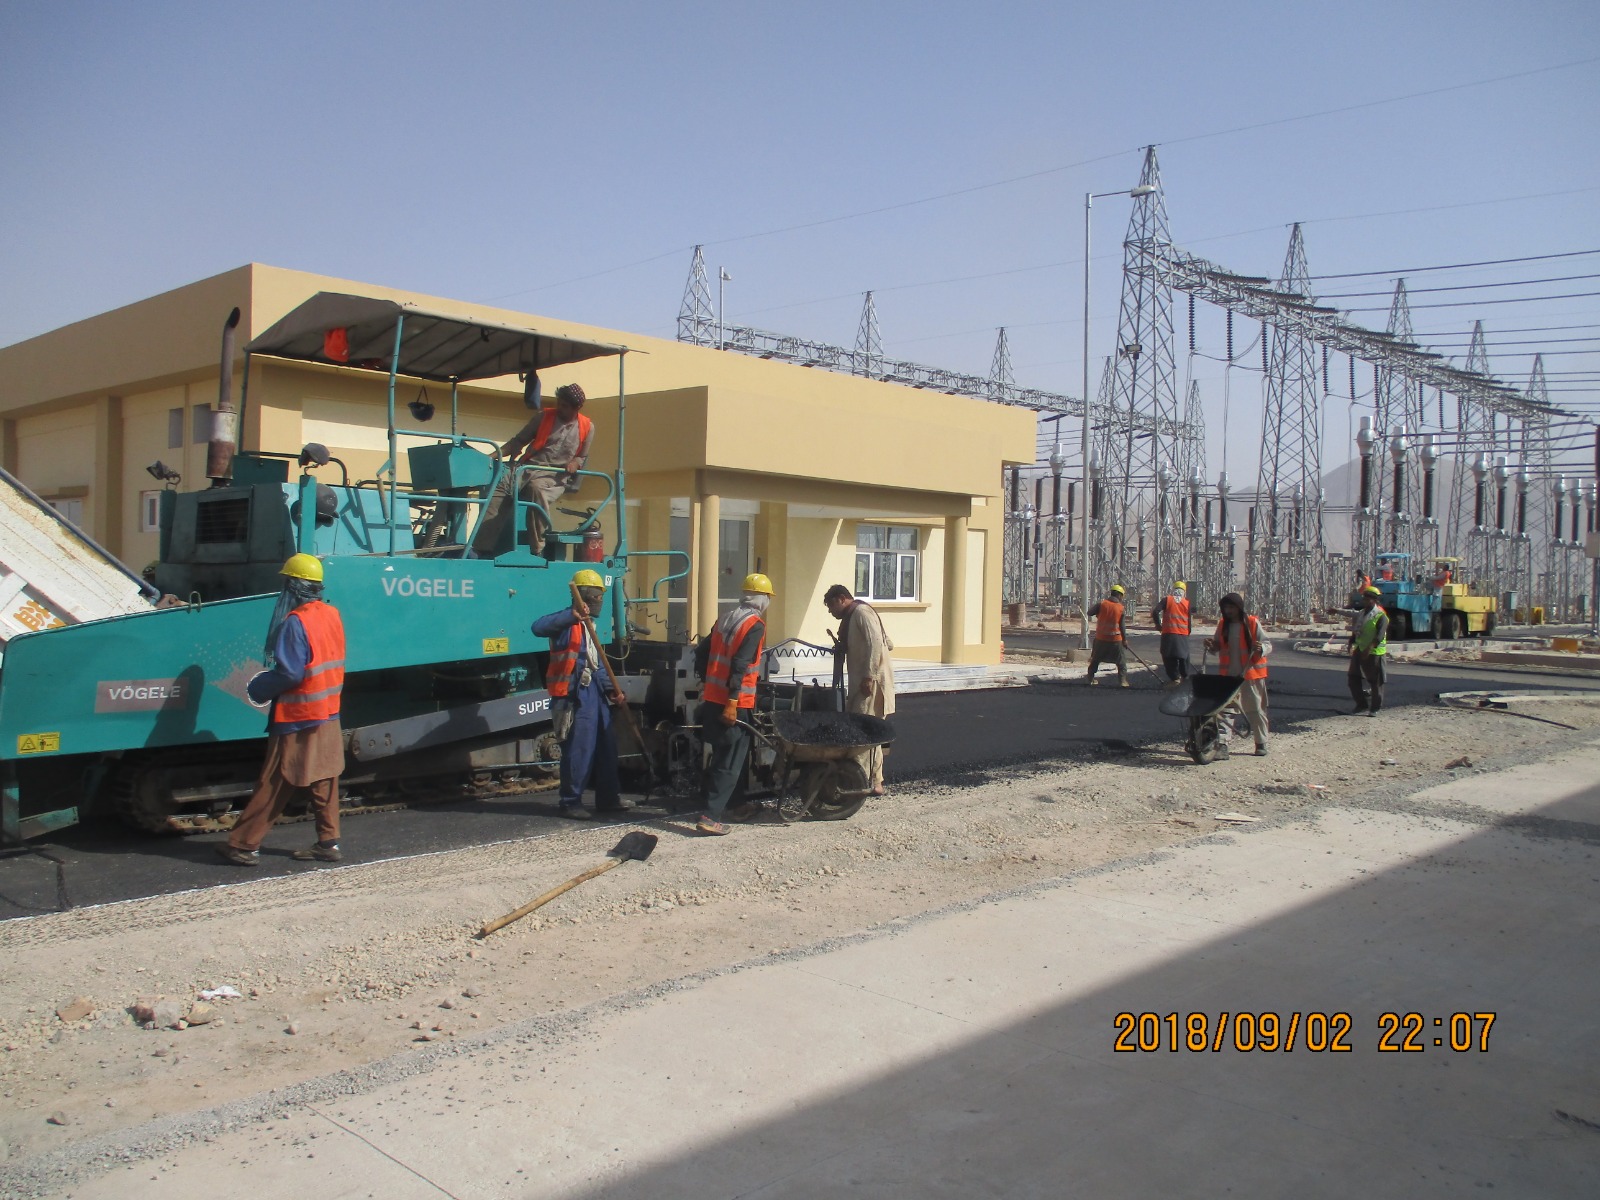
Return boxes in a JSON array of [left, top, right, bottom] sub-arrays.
[[3, 639, 1596, 919]]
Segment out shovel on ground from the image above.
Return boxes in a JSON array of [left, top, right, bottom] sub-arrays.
[[477, 831, 658, 938]]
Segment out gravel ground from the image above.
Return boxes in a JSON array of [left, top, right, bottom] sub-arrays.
[[3, 696, 1599, 1197]]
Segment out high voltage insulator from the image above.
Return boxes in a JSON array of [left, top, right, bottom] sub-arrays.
[[1226, 310, 1234, 360], [1188, 293, 1196, 354], [1322, 346, 1330, 394], [1261, 325, 1269, 374], [1349, 355, 1356, 401]]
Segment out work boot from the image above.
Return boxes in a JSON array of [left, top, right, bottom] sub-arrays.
[[558, 805, 592, 820], [216, 845, 259, 867], [1368, 708, 1379, 718], [1120, 679, 1130, 688], [1215, 743, 1231, 760], [1256, 743, 1269, 756], [1087, 677, 1099, 687], [291, 841, 342, 863]]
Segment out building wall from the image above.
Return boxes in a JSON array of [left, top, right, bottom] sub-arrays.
[[1, 263, 1035, 664]]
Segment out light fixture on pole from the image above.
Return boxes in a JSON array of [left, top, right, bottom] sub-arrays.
[[717, 267, 732, 349], [1078, 181, 1158, 649]]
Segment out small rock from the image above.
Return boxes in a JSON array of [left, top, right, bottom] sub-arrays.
[[185, 1003, 216, 1026], [467, 948, 480, 959], [285, 1023, 299, 1036], [1380, 758, 1398, 766], [411, 1021, 425, 1030], [174, 1019, 188, 1031], [439, 998, 455, 1010], [105, 1098, 117, 1107], [415, 1031, 439, 1042], [1444, 755, 1473, 769], [56, 997, 95, 1023], [47, 1111, 69, 1126], [462, 987, 482, 999], [152, 1047, 170, 1058]]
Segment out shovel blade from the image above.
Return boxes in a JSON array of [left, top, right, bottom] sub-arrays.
[[609, 831, 658, 862]]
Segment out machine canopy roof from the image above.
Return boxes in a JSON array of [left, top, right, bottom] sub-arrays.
[[246, 292, 630, 383]]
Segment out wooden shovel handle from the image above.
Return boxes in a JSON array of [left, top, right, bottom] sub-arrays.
[[568, 579, 648, 753], [478, 857, 622, 937]]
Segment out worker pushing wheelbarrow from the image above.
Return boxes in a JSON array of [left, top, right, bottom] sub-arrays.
[[1159, 591, 1272, 764]]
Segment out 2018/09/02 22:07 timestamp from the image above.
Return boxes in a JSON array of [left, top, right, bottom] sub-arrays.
[[1113, 1012, 1497, 1053]]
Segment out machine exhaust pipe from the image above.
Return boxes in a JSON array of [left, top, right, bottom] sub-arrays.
[[206, 307, 242, 487]]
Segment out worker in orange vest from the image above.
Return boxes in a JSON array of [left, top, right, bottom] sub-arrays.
[[219, 554, 346, 866], [472, 380, 594, 556], [1085, 584, 1129, 687], [696, 573, 775, 835], [1152, 581, 1192, 687], [1204, 591, 1270, 758]]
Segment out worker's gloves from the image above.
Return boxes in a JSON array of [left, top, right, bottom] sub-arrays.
[[720, 701, 739, 727], [552, 700, 575, 743]]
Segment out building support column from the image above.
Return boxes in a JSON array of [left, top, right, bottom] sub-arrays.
[[94, 395, 124, 557], [696, 485, 721, 636], [942, 514, 968, 664]]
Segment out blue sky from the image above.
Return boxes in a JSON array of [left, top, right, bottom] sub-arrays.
[[2, 0, 1597, 477]]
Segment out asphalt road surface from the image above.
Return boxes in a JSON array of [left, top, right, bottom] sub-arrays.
[[3, 641, 1596, 920]]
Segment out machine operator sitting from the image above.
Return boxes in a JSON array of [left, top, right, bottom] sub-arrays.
[[472, 381, 593, 556]]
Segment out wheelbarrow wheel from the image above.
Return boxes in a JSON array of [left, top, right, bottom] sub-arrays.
[[804, 759, 871, 821], [774, 763, 811, 824], [1187, 716, 1220, 765]]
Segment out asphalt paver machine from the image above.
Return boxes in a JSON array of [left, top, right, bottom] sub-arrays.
[[0, 294, 682, 838]]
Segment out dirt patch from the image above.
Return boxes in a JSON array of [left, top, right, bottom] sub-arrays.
[[2, 700, 1598, 1169]]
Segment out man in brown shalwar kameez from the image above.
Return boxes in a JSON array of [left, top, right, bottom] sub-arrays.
[[218, 553, 346, 866], [825, 584, 896, 795]]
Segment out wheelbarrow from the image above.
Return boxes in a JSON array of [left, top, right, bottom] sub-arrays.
[[764, 710, 896, 823], [1157, 672, 1245, 765]]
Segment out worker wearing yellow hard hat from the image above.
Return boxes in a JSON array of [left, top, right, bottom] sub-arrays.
[[219, 553, 346, 868], [696, 572, 778, 835], [531, 568, 629, 820], [1085, 583, 1130, 687], [1154, 580, 1192, 688]]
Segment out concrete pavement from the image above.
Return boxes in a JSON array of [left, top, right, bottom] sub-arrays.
[[21, 736, 1600, 1199]]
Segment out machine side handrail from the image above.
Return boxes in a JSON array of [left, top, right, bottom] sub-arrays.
[[624, 550, 691, 607]]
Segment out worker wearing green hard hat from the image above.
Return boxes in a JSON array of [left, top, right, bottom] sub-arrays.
[[532, 568, 630, 819]]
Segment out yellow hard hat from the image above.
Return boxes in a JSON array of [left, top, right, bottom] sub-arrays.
[[573, 568, 605, 589], [742, 572, 775, 595], [280, 553, 324, 582], [1362, 585, 1382, 596], [1172, 581, 1186, 590], [1110, 584, 1125, 595]]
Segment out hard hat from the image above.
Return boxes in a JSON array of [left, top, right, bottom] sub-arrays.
[[1362, 585, 1382, 596], [573, 568, 605, 590], [1110, 584, 1125, 595], [742, 572, 775, 595], [1171, 581, 1187, 590], [280, 553, 323, 582]]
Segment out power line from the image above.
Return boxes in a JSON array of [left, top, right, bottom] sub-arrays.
[[1319, 272, 1600, 300], [1345, 290, 1600, 313], [1309, 248, 1600, 281]]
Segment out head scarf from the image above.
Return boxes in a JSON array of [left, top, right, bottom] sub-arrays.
[[1218, 591, 1247, 622], [265, 576, 324, 662]]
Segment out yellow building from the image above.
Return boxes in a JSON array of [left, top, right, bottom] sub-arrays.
[[0, 264, 1035, 663]]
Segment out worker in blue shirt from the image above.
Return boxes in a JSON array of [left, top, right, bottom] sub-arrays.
[[531, 569, 632, 819]]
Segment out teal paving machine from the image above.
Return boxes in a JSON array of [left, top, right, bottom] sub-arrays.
[[0, 294, 686, 839]]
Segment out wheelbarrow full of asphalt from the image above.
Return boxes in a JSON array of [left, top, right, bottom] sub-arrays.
[[761, 710, 896, 823], [1157, 672, 1245, 765]]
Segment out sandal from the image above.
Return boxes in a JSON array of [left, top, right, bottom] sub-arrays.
[[696, 816, 730, 836]]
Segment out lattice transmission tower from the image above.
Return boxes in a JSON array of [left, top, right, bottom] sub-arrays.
[[1353, 281, 1428, 572], [677, 246, 715, 346], [990, 328, 1014, 402], [1103, 146, 1182, 612], [1250, 224, 1324, 621], [1518, 355, 1554, 616], [854, 292, 883, 377], [1445, 321, 1508, 595]]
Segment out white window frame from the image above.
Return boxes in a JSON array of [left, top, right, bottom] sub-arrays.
[[854, 524, 920, 603], [139, 489, 162, 533]]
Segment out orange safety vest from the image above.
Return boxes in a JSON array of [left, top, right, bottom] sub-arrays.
[[1094, 598, 1125, 643], [1215, 613, 1267, 681], [702, 611, 765, 708], [272, 601, 346, 724], [545, 622, 584, 697], [1160, 596, 1191, 637], [519, 409, 593, 462]]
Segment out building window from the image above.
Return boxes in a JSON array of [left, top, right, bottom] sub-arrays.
[[191, 403, 212, 444], [139, 490, 162, 533], [46, 497, 85, 526], [168, 407, 184, 449], [855, 524, 919, 602]]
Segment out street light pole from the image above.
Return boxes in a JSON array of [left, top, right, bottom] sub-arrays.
[[717, 267, 732, 349], [1078, 183, 1156, 650]]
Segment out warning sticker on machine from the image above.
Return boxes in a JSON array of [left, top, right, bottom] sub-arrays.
[[17, 733, 61, 755], [482, 637, 510, 655]]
